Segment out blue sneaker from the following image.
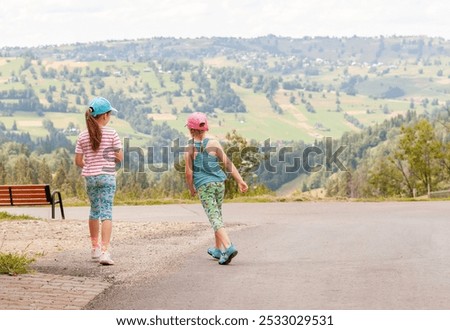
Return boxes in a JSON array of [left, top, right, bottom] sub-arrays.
[[218, 244, 238, 265], [207, 247, 221, 259]]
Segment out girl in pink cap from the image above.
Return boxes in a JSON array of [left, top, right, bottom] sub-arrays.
[[184, 112, 248, 265]]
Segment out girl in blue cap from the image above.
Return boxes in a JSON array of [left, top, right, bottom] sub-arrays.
[[184, 112, 248, 265], [75, 97, 123, 265]]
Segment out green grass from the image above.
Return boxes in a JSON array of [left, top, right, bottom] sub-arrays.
[[114, 197, 199, 206], [65, 195, 300, 206], [0, 251, 35, 275], [0, 211, 39, 221]]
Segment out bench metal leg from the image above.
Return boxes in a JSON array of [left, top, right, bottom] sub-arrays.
[[51, 191, 65, 219]]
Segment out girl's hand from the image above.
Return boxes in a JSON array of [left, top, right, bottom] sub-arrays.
[[238, 181, 248, 193]]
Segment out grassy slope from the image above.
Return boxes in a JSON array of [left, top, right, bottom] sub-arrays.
[[0, 54, 449, 143]]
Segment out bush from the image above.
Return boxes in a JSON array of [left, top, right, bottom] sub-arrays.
[[381, 86, 405, 99], [0, 252, 35, 275], [0, 211, 38, 221]]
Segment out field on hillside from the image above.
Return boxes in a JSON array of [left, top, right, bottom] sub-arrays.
[[0, 43, 449, 144], [0, 111, 150, 145], [138, 57, 444, 142]]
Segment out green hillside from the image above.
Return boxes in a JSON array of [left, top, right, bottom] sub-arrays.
[[0, 111, 149, 143], [0, 36, 449, 144]]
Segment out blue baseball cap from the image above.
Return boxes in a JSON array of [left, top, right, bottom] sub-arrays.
[[89, 97, 118, 117]]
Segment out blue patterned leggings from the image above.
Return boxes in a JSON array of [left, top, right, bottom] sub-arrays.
[[198, 182, 225, 232], [85, 174, 116, 221]]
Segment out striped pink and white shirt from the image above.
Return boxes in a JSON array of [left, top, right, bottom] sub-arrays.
[[75, 127, 122, 176]]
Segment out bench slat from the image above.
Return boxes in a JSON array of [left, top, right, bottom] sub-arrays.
[[10, 188, 48, 192], [10, 197, 49, 201], [9, 201, 50, 205], [7, 185, 48, 189], [9, 192, 48, 198]]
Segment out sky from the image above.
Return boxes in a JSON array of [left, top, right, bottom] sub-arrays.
[[1, 0, 449, 48]]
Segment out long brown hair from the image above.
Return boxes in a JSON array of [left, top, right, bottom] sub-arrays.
[[85, 108, 103, 152]]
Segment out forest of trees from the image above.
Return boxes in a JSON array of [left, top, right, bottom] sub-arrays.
[[324, 106, 450, 198], [0, 130, 269, 202]]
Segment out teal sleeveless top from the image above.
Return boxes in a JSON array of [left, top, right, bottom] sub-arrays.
[[192, 138, 227, 189]]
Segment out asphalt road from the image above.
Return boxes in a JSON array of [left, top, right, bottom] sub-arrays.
[[3, 201, 450, 309]]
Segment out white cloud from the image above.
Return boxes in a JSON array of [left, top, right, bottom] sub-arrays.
[[0, 0, 448, 47]]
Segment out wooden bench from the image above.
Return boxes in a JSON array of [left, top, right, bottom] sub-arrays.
[[0, 184, 65, 219]]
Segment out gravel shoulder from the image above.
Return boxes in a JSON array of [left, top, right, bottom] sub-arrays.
[[0, 219, 246, 286]]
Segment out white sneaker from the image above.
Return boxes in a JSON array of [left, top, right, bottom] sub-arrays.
[[91, 246, 102, 259], [99, 251, 114, 265]]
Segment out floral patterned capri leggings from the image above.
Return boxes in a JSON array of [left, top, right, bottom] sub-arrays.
[[85, 174, 116, 221], [198, 181, 225, 232]]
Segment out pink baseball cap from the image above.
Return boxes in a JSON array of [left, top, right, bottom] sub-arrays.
[[186, 112, 209, 131]]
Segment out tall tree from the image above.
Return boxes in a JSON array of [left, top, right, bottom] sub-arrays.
[[221, 130, 265, 198], [394, 119, 442, 196], [38, 158, 52, 184]]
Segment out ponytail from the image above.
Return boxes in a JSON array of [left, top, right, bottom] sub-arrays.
[[85, 108, 102, 152]]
